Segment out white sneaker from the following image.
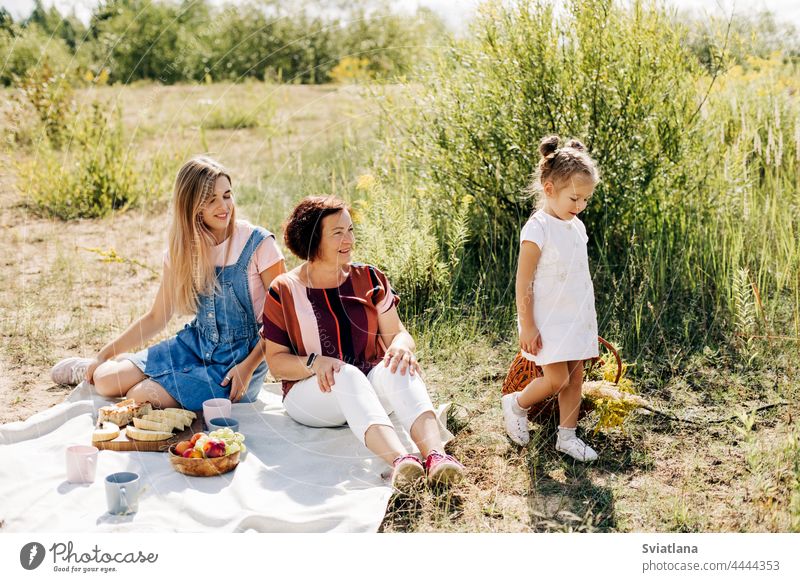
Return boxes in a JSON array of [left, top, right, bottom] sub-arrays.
[[50, 357, 93, 385], [501, 393, 530, 446], [555, 435, 598, 462]]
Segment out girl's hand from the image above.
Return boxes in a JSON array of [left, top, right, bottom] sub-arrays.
[[221, 361, 255, 402], [85, 356, 106, 384], [383, 345, 421, 376], [520, 325, 543, 356], [311, 356, 343, 392]]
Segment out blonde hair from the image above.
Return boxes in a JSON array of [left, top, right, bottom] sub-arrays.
[[168, 156, 236, 315], [526, 135, 600, 210]]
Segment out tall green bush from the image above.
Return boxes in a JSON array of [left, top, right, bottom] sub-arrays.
[[339, 5, 447, 81], [195, 3, 339, 84], [409, 0, 700, 259], [397, 0, 702, 340], [390, 0, 800, 362], [25, 0, 87, 51], [19, 104, 139, 219], [352, 175, 448, 317], [87, 0, 197, 84], [0, 23, 74, 86], [7, 61, 75, 148]]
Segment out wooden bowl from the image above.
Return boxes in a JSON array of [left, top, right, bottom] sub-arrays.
[[167, 445, 240, 477]]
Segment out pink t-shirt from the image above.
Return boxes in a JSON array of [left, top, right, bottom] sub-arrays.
[[164, 220, 284, 321]]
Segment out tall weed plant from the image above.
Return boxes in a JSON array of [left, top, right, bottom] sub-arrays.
[[6, 61, 75, 148], [351, 175, 448, 318], [19, 104, 142, 219], [702, 55, 800, 346]]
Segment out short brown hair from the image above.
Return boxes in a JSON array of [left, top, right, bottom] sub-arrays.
[[283, 196, 348, 260]]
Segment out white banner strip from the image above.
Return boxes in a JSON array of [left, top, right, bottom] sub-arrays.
[[1, 533, 798, 581]]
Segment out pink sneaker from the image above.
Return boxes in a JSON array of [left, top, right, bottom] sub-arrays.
[[424, 450, 464, 486], [390, 454, 425, 491], [50, 357, 93, 385]]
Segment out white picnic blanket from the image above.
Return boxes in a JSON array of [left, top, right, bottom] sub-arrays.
[[0, 382, 451, 533]]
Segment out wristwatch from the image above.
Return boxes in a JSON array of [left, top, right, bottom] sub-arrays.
[[305, 353, 318, 370]]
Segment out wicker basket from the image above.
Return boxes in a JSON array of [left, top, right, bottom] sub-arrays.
[[501, 336, 622, 421]]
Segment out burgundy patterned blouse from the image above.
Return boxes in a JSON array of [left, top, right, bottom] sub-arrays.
[[261, 263, 400, 397]]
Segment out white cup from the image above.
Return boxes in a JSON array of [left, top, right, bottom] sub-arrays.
[[203, 398, 231, 429], [66, 445, 98, 484]]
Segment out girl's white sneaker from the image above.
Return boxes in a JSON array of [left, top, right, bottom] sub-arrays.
[[555, 435, 598, 462], [501, 393, 530, 446]]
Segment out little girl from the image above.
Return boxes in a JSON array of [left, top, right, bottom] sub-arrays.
[[502, 135, 600, 461], [50, 156, 286, 409]]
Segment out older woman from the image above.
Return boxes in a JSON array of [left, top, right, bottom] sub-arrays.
[[262, 196, 464, 489]]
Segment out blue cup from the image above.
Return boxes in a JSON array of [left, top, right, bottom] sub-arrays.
[[105, 472, 142, 515], [208, 417, 239, 433]]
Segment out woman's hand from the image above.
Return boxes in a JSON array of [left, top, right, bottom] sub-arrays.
[[383, 344, 421, 376], [221, 361, 256, 403], [85, 356, 106, 384], [520, 324, 543, 356], [311, 356, 343, 392]]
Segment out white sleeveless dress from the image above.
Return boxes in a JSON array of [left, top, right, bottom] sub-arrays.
[[518, 209, 599, 365]]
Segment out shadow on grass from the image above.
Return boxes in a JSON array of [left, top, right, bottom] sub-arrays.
[[522, 420, 651, 532], [379, 486, 465, 532], [379, 491, 425, 532]]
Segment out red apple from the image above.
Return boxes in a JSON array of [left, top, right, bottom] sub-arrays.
[[203, 438, 226, 458]]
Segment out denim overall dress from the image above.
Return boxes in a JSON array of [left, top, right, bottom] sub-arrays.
[[127, 228, 271, 410]]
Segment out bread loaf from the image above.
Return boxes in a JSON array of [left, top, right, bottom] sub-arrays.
[[97, 399, 153, 427]]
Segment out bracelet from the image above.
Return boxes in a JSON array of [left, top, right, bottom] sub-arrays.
[[305, 353, 317, 370]]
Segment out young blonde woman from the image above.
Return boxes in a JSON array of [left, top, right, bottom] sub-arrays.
[[50, 156, 286, 409]]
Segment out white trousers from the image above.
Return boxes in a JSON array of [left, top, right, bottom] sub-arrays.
[[283, 363, 435, 445]]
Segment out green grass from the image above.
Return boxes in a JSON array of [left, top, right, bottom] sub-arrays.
[[198, 100, 276, 131]]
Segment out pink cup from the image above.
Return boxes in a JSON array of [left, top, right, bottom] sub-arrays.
[[66, 445, 98, 483], [203, 398, 232, 430]]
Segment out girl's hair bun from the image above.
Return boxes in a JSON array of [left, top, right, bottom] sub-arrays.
[[538, 135, 560, 158], [527, 134, 600, 210], [565, 138, 586, 152]]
